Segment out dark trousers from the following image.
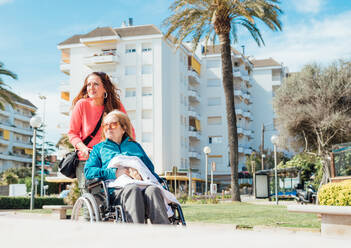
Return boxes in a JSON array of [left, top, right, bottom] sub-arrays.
[[111, 184, 170, 224]]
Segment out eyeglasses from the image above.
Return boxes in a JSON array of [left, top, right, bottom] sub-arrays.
[[102, 121, 120, 131]]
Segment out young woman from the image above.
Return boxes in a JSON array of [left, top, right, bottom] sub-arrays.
[[68, 72, 135, 194]]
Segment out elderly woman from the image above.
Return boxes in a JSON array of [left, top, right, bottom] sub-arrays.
[[84, 110, 170, 224]]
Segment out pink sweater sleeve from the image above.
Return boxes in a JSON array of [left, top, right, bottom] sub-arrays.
[[119, 102, 136, 140], [68, 101, 83, 148]]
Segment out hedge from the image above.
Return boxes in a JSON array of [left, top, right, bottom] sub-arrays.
[[318, 180, 351, 206], [0, 196, 65, 209]]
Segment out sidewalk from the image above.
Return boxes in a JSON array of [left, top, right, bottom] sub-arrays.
[[1, 214, 350, 248]]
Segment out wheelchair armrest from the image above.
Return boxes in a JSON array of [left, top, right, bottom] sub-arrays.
[[86, 178, 103, 189]]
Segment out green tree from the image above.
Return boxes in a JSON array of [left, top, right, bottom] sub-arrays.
[[278, 153, 322, 189], [1, 171, 19, 185], [163, 0, 282, 201], [0, 62, 18, 110], [273, 61, 351, 187]]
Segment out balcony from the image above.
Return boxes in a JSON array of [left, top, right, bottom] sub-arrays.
[[188, 89, 200, 103], [14, 113, 31, 122], [233, 69, 241, 78], [0, 123, 32, 136], [60, 62, 71, 75], [238, 146, 252, 155], [243, 111, 252, 120], [242, 75, 250, 82], [0, 110, 10, 117], [0, 153, 32, 163], [13, 141, 33, 149], [234, 90, 243, 99], [236, 108, 244, 117], [188, 107, 200, 120], [188, 131, 201, 140], [188, 69, 200, 85], [84, 51, 120, 68], [60, 101, 70, 116], [188, 150, 201, 160], [0, 138, 9, 146]]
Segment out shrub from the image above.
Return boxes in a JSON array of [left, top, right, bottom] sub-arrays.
[[0, 196, 65, 209], [318, 180, 351, 206], [64, 181, 80, 205]]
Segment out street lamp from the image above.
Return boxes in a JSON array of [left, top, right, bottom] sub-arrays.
[[271, 134, 279, 205], [203, 146, 211, 196], [30, 115, 42, 210], [39, 94, 46, 196]]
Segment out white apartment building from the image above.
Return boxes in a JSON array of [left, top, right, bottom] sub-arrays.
[[57, 23, 283, 191], [251, 58, 287, 153], [0, 90, 37, 172], [189, 45, 254, 186], [57, 24, 201, 184]]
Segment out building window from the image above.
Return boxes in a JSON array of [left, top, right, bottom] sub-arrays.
[[208, 97, 221, 106], [125, 44, 136, 54], [142, 43, 152, 52], [209, 136, 223, 144], [207, 116, 222, 125], [142, 110, 152, 119], [142, 48, 152, 52], [142, 132, 152, 143], [142, 65, 152, 75], [125, 66, 136, 76], [207, 79, 221, 87], [142, 87, 152, 96], [125, 88, 136, 97]]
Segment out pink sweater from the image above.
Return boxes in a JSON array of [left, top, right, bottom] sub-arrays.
[[68, 98, 131, 160]]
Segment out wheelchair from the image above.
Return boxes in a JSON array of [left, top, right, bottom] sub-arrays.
[[71, 178, 186, 226]]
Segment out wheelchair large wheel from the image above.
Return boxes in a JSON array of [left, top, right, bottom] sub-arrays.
[[71, 193, 100, 223]]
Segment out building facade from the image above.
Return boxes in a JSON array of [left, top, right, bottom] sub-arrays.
[[0, 90, 36, 172], [250, 58, 287, 153], [57, 23, 285, 190]]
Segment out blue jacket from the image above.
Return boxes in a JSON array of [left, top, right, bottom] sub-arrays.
[[84, 137, 160, 184]]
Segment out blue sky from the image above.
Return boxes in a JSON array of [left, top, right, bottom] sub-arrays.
[[1, 0, 351, 144]]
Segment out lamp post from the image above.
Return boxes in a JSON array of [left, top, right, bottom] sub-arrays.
[[203, 146, 211, 196], [39, 94, 46, 196], [271, 135, 279, 205], [30, 115, 42, 210]]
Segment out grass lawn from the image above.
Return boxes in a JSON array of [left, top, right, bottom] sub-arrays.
[[182, 202, 320, 229]]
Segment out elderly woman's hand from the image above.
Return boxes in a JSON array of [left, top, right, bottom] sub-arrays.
[[128, 168, 142, 181]]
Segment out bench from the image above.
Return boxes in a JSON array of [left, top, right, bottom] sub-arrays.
[[42, 205, 73, 220], [287, 205, 351, 237]]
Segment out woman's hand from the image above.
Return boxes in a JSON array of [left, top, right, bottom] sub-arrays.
[[128, 168, 142, 181], [76, 142, 92, 159]]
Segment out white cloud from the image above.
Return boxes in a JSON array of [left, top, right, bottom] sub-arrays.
[[246, 10, 351, 72], [292, 0, 326, 14], [0, 0, 13, 6]]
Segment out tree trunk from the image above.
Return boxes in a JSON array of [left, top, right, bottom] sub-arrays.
[[219, 33, 240, 201], [319, 152, 331, 189]]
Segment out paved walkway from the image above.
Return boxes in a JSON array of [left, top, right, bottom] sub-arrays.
[[0, 210, 350, 247]]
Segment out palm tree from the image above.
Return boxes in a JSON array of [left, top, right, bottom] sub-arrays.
[[0, 61, 18, 110], [163, 0, 282, 201]]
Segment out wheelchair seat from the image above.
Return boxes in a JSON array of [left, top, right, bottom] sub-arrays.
[[71, 178, 186, 225]]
